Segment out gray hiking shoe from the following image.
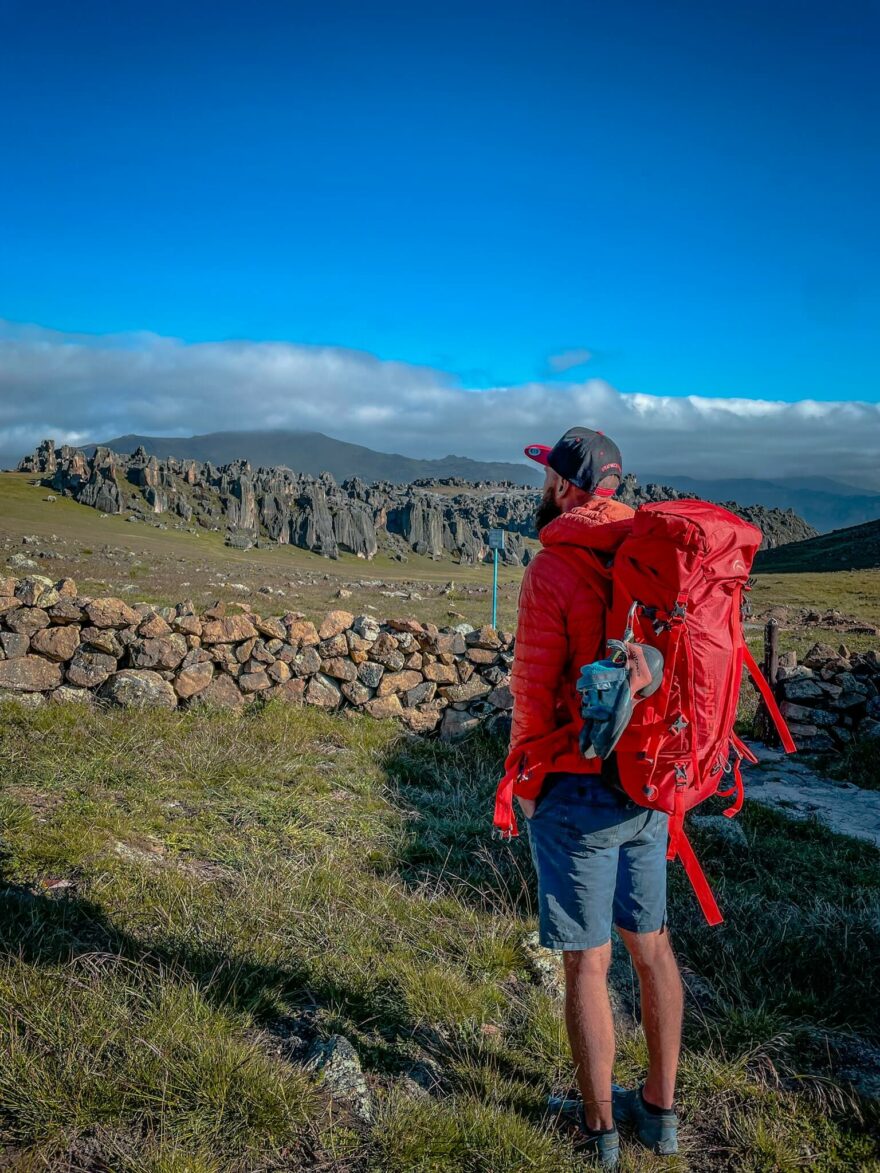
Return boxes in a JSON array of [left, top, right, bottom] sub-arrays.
[[547, 1096, 620, 1166], [576, 1126, 620, 1167], [612, 1084, 678, 1155]]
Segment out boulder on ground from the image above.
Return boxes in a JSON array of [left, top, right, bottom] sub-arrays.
[[0, 689, 44, 708], [400, 707, 442, 733], [365, 693, 404, 720], [306, 673, 343, 707], [440, 707, 481, 741], [173, 661, 214, 698], [267, 678, 307, 705], [100, 670, 178, 709], [305, 1035, 373, 1123], [691, 814, 748, 849], [48, 685, 95, 705], [0, 655, 62, 692], [191, 674, 246, 709]]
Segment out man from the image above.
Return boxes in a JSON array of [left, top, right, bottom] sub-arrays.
[[505, 427, 682, 1167]]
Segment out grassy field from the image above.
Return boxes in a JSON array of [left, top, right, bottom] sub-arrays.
[[1, 701, 878, 1171]]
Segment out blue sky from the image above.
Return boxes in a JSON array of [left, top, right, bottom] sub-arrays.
[[1, 1, 878, 479]]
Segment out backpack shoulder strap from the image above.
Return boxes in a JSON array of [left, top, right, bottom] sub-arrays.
[[741, 644, 796, 754]]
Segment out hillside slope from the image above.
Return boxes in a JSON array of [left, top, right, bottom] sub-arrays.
[[755, 516, 880, 572]]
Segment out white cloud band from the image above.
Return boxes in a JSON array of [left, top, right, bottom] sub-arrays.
[[1, 320, 878, 488]]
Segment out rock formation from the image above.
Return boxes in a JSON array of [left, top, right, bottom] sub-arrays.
[[18, 441, 818, 562]]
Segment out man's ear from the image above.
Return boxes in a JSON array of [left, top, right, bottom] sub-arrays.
[[555, 476, 576, 505]]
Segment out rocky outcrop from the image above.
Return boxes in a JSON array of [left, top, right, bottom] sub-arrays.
[[18, 441, 817, 563]]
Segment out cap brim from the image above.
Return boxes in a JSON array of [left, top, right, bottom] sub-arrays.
[[524, 443, 551, 466]]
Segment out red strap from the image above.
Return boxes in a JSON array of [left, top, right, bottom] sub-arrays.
[[722, 757, 744, 818], [742, 644, 796, 754], [673, 825, 724, 925], [493, 766, 519, 838], [731, 731, 758, 764]]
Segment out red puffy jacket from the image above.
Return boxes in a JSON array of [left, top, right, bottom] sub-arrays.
[[493, 497, 635, 835]]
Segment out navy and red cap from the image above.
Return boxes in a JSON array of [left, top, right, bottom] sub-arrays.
[[525, 427, 623, 497]]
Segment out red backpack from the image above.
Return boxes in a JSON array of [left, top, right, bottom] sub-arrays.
[[602, 500, 795, 924]]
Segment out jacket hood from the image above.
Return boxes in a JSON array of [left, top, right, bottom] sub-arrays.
[[539, 498, 635, 555]]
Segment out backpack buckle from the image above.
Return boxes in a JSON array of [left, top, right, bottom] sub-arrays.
[[670, 715, 688, 735], [674, 762, 689, 786]]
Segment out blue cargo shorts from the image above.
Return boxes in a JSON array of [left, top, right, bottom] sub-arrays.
[[525, 771, 669, 951]]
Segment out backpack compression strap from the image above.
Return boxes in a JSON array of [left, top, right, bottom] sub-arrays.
[[669, 819, 724, 926], [741, 645, 796, 754], [667, 798, 724, 926]]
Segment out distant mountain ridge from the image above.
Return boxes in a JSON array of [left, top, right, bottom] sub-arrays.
[[755, 517, 880, 573], [86, 430, 545, 488], [643, 474, 880, 533]]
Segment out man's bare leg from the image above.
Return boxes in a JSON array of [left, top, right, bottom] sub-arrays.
[[617, 926, 683, 1109], [563, 942, 615, 1131]]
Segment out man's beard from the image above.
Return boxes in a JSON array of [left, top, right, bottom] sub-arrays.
[[535, 485, 562, 533]]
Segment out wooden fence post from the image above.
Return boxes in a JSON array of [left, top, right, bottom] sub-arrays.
[[754, 619, 780, 743]]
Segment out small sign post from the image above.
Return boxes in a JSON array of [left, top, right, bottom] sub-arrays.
[[487, 528, 505, 628]]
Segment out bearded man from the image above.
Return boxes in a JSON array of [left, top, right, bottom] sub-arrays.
[[500, 428, 682, 1167]]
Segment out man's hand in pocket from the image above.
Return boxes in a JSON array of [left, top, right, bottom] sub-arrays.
[[517, 796, 536, 820]]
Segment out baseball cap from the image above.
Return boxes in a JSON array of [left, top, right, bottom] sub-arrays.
[[524, 427, 623, 496]]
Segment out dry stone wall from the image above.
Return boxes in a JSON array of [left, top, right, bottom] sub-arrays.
[[0, 575, 514, 740], [6, 573, 878, 754], [776, 643, 880, 751]]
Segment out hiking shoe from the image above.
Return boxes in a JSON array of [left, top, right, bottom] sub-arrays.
[[548, 1096, 619, 1166], [576, 1126, 620, 1167], [613, 1084, 678, 1155]]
